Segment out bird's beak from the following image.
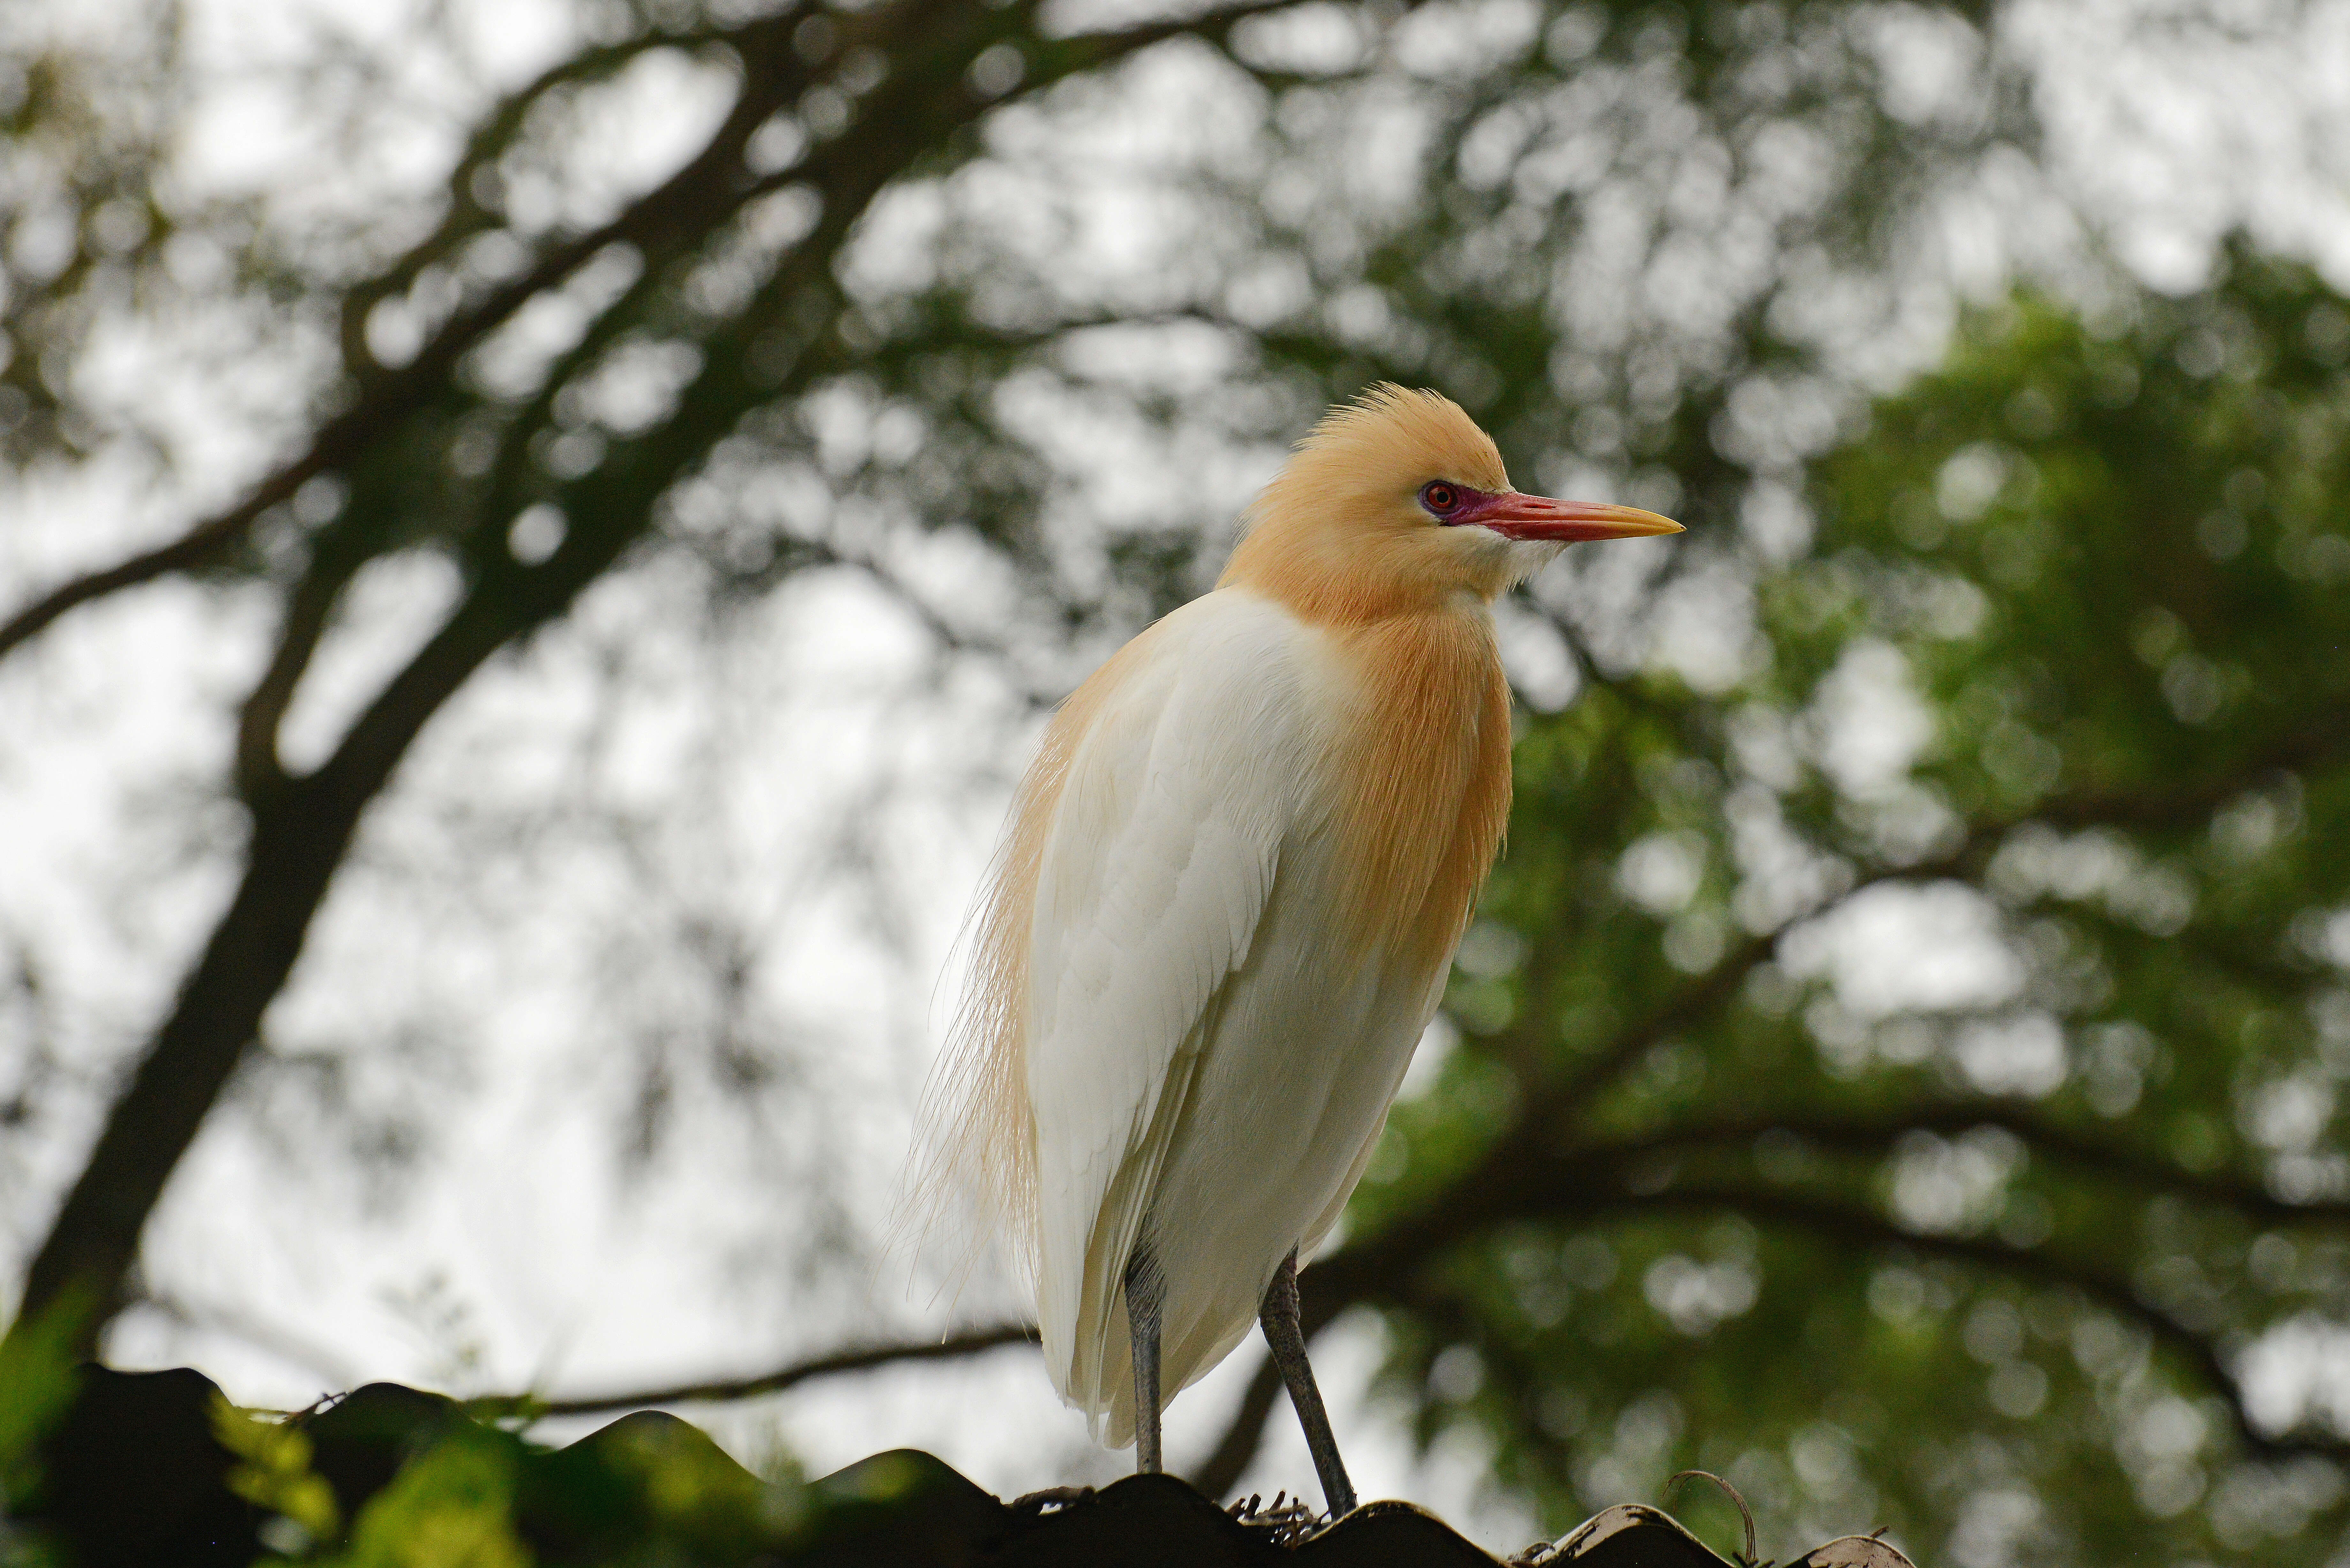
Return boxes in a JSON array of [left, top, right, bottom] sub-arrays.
[[1459, 492, 1683, 543]]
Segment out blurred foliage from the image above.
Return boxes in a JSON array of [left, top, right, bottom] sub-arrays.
[[1345, 245, 2350, 1564], [215, 1395, 343, 1549], [18, 1371, 841, 1566], [0, 1296, 79, 1566], [326, 1432, 531, 1568]]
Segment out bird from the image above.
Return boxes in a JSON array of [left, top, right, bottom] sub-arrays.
[[922, 385, 1680, 1514]]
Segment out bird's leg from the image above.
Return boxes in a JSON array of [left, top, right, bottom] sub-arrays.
[[1259, 1249, 1355, 1517], [1125, 1245, 1165, 1475]]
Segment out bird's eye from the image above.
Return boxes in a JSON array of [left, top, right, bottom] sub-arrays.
[[1420, 482, 1461, 515]]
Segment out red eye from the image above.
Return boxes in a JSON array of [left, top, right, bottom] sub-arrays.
[[1421, 482, 1461, 515]]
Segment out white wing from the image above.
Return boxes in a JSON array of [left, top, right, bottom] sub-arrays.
[[1024, 590, 1334, 1429]]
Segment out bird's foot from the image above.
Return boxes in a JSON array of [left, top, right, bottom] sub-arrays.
[[1228, 1489, 1323, 1546]]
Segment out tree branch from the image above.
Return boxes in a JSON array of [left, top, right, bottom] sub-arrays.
[[0, 0, 1322, 666], [234, 539, 370, 801], [334, 26, 732, 378], [509, 1322, 1037, 1420], [1518, 708, 2350, 1135], [7, 0, 1340, 1358], [1610, 1182, 2350, 1464], [1186, 1350, 1286, 1501], [2031, 707, 2350, 834], [1300, 1163, 2350, 1471], [0, 466, 324, 661], [1566, 1102, 2350, 1226], [0, 13, 809, 667]]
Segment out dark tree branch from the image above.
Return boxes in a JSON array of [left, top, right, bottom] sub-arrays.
[[1291, 1165, 2350, 1475], [237, 0, 1206, 807], [1520, 708, 2350, 1135], [510, 1322, 1037, 1419], [2030, 706, 2350, 835], [1187, 1350, 1286, 1501], [1569, 1102, 2350, 1226], [0, 12, 810, 666], [0, 0, 1319, 668], [334, 25, 733, 377], [0, 466, 324, 662], [1532, 927, 1784, 1132], [234, 536, 371, 801], [7, 0, 1338, 1358], [1607, 1183, 2350, 1465]]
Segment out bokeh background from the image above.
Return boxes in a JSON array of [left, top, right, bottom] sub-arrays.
[[5, 0, 2350, 1560]]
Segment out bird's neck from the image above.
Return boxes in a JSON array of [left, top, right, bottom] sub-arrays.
[[1317, 599, 1514, 978], [1217, 518, 1505, 627]]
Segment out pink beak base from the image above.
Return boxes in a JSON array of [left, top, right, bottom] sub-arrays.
[[1454, 491, 1683, 543]]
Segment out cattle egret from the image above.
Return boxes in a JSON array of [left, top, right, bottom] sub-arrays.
[[926, 386, 1680, 1513]]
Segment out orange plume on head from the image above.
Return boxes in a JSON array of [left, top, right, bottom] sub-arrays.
[[1221, 385, 1520, 624]]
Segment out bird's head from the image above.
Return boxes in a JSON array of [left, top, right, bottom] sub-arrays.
[[1221, 385, 1681, 621]]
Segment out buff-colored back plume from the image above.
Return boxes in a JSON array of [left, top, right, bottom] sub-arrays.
[[905, 635, 1139, 1296]]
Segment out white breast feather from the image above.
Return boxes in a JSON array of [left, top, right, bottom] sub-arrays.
[[1024, 590, 1337, 1424]]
